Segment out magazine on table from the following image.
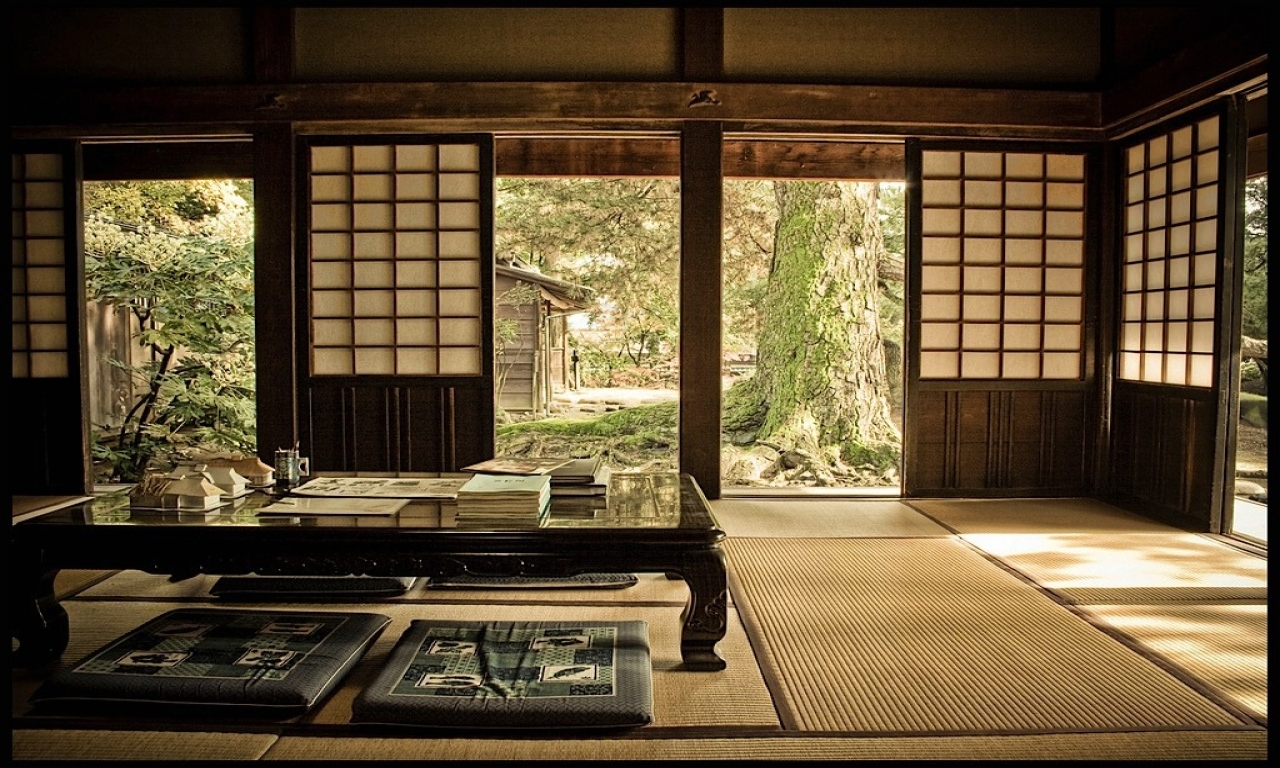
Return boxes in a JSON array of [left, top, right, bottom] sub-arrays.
[[289, 476, 470, 499], [257, 496, 410, 516]]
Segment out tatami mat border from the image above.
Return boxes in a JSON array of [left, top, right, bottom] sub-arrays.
[[13, 726, 1269, 761]]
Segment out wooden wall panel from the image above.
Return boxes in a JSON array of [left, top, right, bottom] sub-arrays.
[[11, 381, 92, 494], [300, 384, 488, 475], [1107, 384, 1217, 528], [909, 388, 1089, 496]]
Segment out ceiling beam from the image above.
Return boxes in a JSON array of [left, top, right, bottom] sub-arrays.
[[12, 81, 1102, 141], [79, 135, 908, 181], [1101, 20, 1267, 138], [495, 137, 906, 180]]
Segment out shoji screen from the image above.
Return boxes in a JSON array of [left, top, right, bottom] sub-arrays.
[[307, 140, 486, 377], [1118, 114, 1221, 387], [919, 149, 1087, 381], [1105, 103, 1239, 529], [297, 135, 495, 474], [10, 143, 90, 493], [909, 143, 1093, 496], [12, 151, 72, 379]]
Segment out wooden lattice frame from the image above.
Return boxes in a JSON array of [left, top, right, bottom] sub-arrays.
[[1118, 114, 1222, 387], [306, 139, 487, 377], [11, 151, 71, 379], [919, 148, 1087, 380]]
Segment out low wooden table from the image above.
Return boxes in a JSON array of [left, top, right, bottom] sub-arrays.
[[10, 472, 729, 670]]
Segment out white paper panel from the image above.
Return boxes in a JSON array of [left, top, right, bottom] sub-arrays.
[[397, 349, 436, 375], [30, 351, 68, 378], [1002, 352, 1040, 378], [439, 347, 482, 375], [354, 346, 395, 374]]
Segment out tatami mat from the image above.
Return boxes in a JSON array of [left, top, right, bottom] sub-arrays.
[[725, 537, 1249, 733], [11, 728, 1269, 762], [259, 731, 1269, 761], [52, 569, 117, 599], [12, 729, 279, 761], [908, 497, 1178, 534], [902, 500, 1268, 729], [712, 498, 950, 538], [12, 497, 1268, 761], [958, 531, 1268, 603], [1079, 602, 1268, 722]]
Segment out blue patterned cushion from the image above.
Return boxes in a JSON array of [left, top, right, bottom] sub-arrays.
[[352, 620, 653, 728], [211, 575, 417, 600], [29, 608, 390, 715]]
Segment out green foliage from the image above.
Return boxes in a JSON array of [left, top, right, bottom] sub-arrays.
[[84, 180, 256, 482], [839, 440, 901, 472], [495, 178, 681, 377], [494, 175, 906, 486], [722, 181, 778, 355], [1241, 177, 1268, 339], [499, 400, 678, 439], [1238, 392, 1267, 428], [721, 377, 767, 436], [1240, 358, 1263, 385]]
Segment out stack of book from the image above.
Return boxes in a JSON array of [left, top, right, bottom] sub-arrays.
[[549, 456, 611, 497], [455, 473, 552, 529], [461, 457, 573, 475]]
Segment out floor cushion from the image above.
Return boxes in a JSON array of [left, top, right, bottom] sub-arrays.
[[352, 620, 653, 729], [29, 608, 390, 716], [210, 575, 417, 600], [425, 573, 638, 590]]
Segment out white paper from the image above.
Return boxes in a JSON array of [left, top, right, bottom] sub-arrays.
[[257, 496, 410, 516]]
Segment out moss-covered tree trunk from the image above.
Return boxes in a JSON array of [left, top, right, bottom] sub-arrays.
[[753, 181, 900, 481]]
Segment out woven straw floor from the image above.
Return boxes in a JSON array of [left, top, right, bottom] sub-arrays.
[[11, 497, 1267, 761]]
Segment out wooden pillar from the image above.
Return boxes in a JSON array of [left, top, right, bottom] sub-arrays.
[[678, 8, 725, 498], [680, 122, 724, 499], [251, 9, 298, 461], [253, 124, 297, 460]]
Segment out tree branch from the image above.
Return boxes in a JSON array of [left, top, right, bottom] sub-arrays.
[[1241, 336, 1267, 360]]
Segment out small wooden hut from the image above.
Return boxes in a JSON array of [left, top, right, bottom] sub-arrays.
[[495, 258, 592, 416]]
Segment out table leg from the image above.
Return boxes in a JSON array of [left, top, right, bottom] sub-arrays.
[[677, 546, 728, 670], [11, 563, 68, 667]]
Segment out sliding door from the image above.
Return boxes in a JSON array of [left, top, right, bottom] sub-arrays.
[[295, 135, 496, 473], [905, 140, 1097, 496], [9, 141, 91, 494], [1104, 100, 1246, 531]]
